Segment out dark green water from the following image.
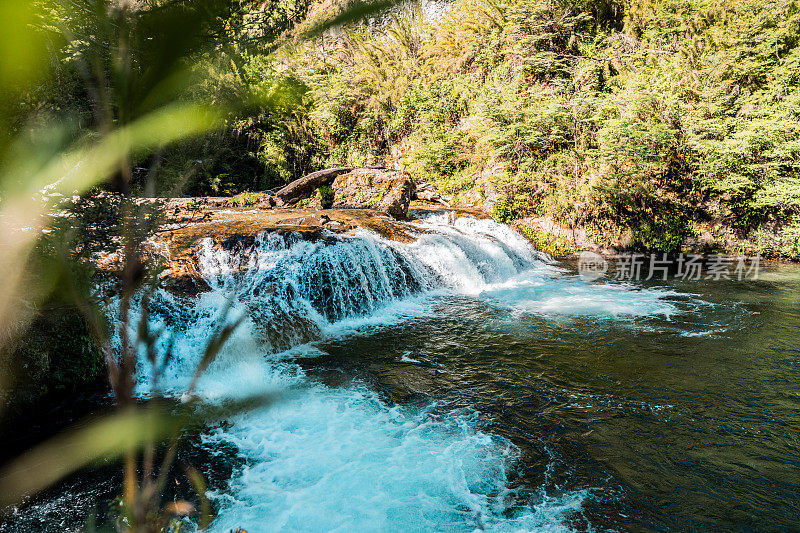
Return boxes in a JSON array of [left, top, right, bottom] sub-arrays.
[[300, 262, 800, 531], [4, 223, 799, 532]]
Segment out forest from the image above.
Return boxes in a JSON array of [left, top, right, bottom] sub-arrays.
[[7, 0, 800, 256], [1, 1, 799, 531]]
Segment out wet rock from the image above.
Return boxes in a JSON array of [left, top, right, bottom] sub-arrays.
[[258, 195, 277, 209], [414, 183, 451, 208], [278, 215, 350, 229], [162, 271, 212, 296]]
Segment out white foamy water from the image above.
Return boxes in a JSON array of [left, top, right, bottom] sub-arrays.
[[480, 276, 682, 318], [135, 293, 584, 532], [133, 213, 695, 532]]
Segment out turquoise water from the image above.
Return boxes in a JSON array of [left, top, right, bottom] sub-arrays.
[[3, 215, 798, 531], [305, 263, 800, 530]]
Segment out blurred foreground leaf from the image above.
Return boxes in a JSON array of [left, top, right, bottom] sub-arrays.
[[0, 392, 278, 508], [298, 0, 399, 40], [0, 102, 220, 348]]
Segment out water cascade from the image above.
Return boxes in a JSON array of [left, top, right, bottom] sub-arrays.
[[132, 213, 681, 532]]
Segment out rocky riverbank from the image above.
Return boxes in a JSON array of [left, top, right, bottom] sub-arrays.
[[155, 200, 489, 296]]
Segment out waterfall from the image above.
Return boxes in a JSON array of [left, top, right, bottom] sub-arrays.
[[131, 213, 686, 532], [156, 213, 555, 358]]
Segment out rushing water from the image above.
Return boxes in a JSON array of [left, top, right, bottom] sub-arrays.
[[4, 213, 799, 531]]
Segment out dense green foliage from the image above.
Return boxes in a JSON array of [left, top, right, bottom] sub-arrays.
[[4, 308, 104, 403], [24, 0, 800, 255], [270, 0, 799, 255]]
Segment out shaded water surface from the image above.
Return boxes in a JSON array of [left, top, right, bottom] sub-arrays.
[[305, 264, 800, 531], [3, 215, 799, 532]]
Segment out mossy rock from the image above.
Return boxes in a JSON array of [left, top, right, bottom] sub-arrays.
[[1, 307, 104, 416], [331, 169, 416, 219]]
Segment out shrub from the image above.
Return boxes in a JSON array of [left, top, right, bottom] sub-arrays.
[[229, 191, 265, 207], [518, 225, 582, 257], [779, 221, 800, 259], [492, 197, 528, 223], [318, 185, 334, 208], [630, 207, 697, 252]]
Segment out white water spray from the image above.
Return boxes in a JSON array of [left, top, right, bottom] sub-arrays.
[[137, 213, 685, 532]]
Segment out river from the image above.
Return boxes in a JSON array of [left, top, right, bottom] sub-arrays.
[[4, 212, 798, 531]]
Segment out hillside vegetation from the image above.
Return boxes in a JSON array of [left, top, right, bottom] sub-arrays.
[[24, 0, 800, 256], [280, 0, 800, 256]]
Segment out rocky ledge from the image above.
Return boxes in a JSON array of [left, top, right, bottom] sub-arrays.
[[153, 178, 488, 296]]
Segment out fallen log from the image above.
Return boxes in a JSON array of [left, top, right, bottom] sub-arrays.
[[275, 167, 355, 204]]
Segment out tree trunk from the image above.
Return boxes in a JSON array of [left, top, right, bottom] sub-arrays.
[[275, 167, 354, 204]]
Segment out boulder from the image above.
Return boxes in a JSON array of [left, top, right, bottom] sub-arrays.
[[332, 168, 415, 219]]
